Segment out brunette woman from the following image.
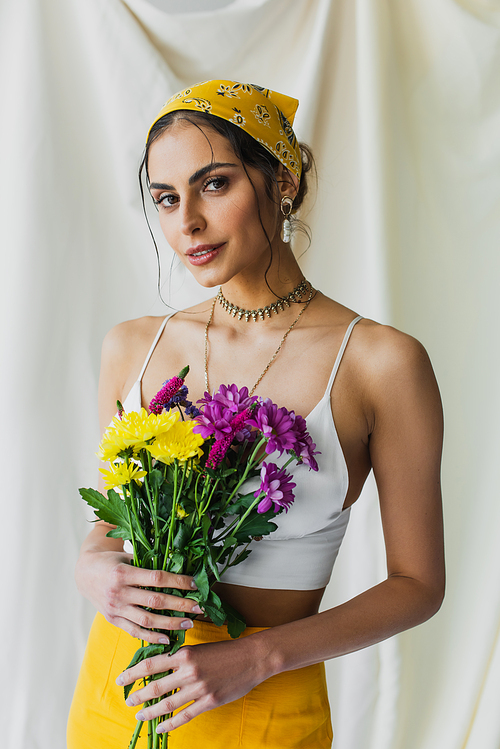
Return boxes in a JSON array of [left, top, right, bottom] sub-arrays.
[[68, 80, 444, 748]]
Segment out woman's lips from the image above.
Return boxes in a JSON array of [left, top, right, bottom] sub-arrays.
[[187, 243, 225, 266]]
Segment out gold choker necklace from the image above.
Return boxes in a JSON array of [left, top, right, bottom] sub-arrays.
[[215, 279, 310, 322]]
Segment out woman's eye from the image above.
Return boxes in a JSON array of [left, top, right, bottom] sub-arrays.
[[204, 176, 227, 191], [154, 193, 178, 208]]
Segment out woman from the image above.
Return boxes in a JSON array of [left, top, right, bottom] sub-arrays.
[[69, 80, 445, 748]]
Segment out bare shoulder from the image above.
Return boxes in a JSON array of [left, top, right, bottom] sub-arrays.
[[346, 317, 443, 431], [101, 316, 167, 381], [98, 316, 169, 431], [351, 318, 432, 378]]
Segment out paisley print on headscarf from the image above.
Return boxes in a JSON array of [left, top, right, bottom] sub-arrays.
[[216, 82, 253, 97], [278, 109, 298, 149], [148, 79, 302, 180], [183, 97, 212, 113], [252, 104, 271, 127], [230, 108, 246, 127]]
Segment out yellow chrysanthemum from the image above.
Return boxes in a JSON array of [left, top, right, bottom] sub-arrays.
[[146, 420, 204, 465], [99, 461, 147, 491], [97, 409, 179, 461], [97, 430, 132, 462]]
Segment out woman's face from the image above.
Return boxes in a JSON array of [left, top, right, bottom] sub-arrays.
[[147, 121, 282, 288]]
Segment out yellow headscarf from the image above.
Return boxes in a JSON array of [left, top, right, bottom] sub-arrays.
[[148, 80, 302, 180]]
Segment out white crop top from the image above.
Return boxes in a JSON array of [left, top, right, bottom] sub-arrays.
[[121, 313, 363, 591]]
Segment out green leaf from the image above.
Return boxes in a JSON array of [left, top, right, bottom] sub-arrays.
[[223, 535, 238, 550], [173, 524, 190, 552], [166, 551, 185, 574], [169, 629, 186, 655], [201, 514, 211, 542], [79, 487, 131, 530], [106, 525, 132, 541], [205, 550, 221, 582], [234, 515, 278, 542], [202, 601, 226, 626], [219, 466, 237, 478], [208, 588, 222, 606], [122, 643, 166, 699], [147, 469, 164, 491], [140, 549, 158, 567], [124, 644, 165, 670], [226, 491, 257, 513], [158, 490, 173, 521], [222, 600, 247, 639], [194, 565, 210, 600], [228, 548, 251, 567]]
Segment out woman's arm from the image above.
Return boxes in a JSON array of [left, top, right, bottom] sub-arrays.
[[119, 326, 445, 731], [75, 320, 203, 640]]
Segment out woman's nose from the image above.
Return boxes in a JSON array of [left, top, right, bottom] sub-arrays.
[[179, 197, 206, 235]]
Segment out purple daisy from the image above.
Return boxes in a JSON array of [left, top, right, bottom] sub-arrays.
[[195, 385, 258, 441], [204, 407, 255, 469], [255, 462, 296, 514], [193, 401, 235, 440], [211, 384, 258, 414], [248, 398, 297, 456], [290, 413, 320, 471]]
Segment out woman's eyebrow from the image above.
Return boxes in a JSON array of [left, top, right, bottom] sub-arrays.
[[150, 162, 238, 191]]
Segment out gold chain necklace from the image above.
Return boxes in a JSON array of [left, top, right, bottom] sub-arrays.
[[204, 283, 315, 396]]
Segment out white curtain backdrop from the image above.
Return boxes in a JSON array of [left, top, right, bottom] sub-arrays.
[[1, 0, 500, 747]]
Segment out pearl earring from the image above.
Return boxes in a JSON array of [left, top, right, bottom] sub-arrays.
[[281, 196, 293, 243]]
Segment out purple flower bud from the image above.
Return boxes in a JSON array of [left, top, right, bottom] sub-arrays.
[[206, 435, 233, 470], [149, 366, 189, 415]]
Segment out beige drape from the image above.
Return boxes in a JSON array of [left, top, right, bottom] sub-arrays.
[[1, 1, 499, 746]]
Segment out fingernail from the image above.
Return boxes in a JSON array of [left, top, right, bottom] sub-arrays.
[[136, 710, 145, 721], [156, 723, 168, 734], [159, 637, 170, 644], [191, 604, 203, 614], [116, 675, 124, 686], [181, 619, 194, 629], [190, 579, 197, 589], [126, 697, 136, 707]]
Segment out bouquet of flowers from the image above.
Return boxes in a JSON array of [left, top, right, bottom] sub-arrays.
[[80, 366, 319, 748]]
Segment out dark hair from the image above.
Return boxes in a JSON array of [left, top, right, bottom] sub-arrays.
[[138, 110, 316, 300]]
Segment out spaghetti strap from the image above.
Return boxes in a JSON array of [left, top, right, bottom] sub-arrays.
[[137, 313, 175, 382], [325, 315, 363, 394]]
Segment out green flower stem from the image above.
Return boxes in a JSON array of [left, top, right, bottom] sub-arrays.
[[127, 718, 143, 749], [163, 462, 179, 570], [125, 503, 140, 565], [128, 482, 153, 552], [199, 477, 220, 517], [232, 493, 265, 532], [215, 437, 267, 521], [212, 491, 263, 548], [140, 450, 155, 516], [193, 471, 210, 523], [177, 462, 187, 502]]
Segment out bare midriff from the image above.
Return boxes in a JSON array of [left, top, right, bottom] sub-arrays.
[[207, 582, 326, 628]]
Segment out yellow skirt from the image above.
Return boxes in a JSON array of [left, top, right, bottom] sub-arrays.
[[68, 612, 333, 748]]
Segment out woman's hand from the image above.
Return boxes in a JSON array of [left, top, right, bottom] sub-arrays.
[[75, 524, 202, 643], [117, 635, 271, 732]]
